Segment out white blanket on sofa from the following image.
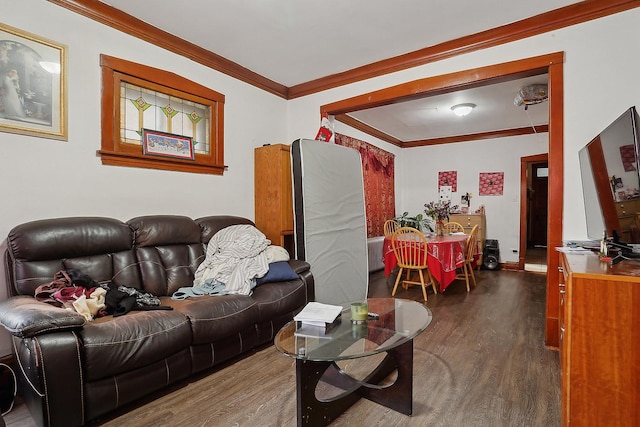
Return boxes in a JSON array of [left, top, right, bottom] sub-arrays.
[[193, 224, 270, 295]]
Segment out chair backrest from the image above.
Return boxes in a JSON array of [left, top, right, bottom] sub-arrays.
[[391, 227, 429, 268], [384, 219, 400, 237], [443, 221, 465, 234], [465, 224, 479, 260]]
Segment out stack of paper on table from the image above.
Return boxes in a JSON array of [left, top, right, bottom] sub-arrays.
[[294, 302, 343, 327]]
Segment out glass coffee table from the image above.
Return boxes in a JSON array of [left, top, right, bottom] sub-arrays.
[[274, 297, 432, 426]]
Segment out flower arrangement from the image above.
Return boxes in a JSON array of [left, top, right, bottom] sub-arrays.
[[424, 200, 459, 223]]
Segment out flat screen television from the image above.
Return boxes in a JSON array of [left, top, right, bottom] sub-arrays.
[[579, 106, 640, 242]]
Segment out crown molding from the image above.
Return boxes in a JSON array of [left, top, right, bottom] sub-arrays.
[[336, 113, 549, 148], [402, 126, 550, 148], [288, 0, 640, 98], [50, 0, 639, 99], [48, 0, 289, 98]]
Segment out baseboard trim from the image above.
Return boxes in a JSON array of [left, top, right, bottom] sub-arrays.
[[501, 262, 521, 270]]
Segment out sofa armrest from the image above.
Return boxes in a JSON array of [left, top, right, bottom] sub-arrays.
[[0, 296, 86, 338], [288, 259, 309, 274], [288, 260, 315, 302]]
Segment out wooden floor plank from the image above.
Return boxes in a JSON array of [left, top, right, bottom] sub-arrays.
[[3, 268, 560, 426]]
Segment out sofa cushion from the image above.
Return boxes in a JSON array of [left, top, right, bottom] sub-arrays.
[[128, 216, 205, 296], [256, 261, 299, 286], [6, 217, 136, 296], [80, 310, 192, 381], [164, 295, 259, 344], [195, 216, 255, 243]]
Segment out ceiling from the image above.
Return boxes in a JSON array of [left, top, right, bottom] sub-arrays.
[[95, 0, 579, 144], [345, 74, 549, 144]]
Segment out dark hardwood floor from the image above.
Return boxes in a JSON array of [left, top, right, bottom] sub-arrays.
[[4, 267, 560, 426]]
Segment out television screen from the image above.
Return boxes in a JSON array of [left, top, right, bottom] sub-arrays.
[[579, 107, 640, 241]]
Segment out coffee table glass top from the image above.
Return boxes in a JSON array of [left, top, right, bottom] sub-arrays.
[[274, 298, 432, 362]]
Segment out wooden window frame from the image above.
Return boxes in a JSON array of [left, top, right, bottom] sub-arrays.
[[99, 54, 225, 174]]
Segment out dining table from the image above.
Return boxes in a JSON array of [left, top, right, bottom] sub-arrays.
[[383, 233, 469, 293]]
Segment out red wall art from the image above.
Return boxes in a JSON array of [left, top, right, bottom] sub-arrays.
[[438, 171, 457, 192], [478, 172, 504, 196]]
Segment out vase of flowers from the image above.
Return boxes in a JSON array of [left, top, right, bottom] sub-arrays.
[[424, 200, 459, 236]]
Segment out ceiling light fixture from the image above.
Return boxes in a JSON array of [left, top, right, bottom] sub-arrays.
[[451, 103, 476, 117]]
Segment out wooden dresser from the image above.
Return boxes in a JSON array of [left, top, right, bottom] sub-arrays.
[[558, 251, 640, 426], [254, 144, 294, 255], [614, 198, 640, 242], [448, 213, 486, 267]]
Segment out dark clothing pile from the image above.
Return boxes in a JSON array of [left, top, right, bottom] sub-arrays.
[[100, 281, 171, 317], [34, 268, 171, 319]]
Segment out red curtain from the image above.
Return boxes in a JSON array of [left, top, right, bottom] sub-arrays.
[[335, 134, 395, 237]]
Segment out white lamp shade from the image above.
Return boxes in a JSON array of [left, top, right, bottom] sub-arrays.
[[451, 103, 475, 117]]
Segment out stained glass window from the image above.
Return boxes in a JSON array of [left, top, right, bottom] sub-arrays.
[[99, 55, 225, 175], [120, 83, 210, 155]]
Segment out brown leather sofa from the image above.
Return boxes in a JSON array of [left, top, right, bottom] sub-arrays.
[[0, 215, 313, 427]]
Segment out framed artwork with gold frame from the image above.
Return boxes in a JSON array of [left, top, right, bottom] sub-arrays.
[[0, 23, 67, 140]]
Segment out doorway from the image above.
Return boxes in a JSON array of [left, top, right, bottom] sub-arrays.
[[529, 162, 549, 247], [521, 155, 549, 272], [322, 52, 565, 347]]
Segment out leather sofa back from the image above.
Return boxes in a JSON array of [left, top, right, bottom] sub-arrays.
[[5, 217, 136, 297], [4, 215, 256, 298], [128, 215, 204, 296]]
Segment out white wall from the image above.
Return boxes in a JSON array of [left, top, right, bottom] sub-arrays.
[[333, 120, 550, 263], [287, 7, 640, 246], [0, 2, 289, 356], [400, 133, 548, 263], [3, 3, 640, 356], [0, 3, 290, 232]]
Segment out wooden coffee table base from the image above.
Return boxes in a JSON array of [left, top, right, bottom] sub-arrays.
[[296, 340, 413, 426]]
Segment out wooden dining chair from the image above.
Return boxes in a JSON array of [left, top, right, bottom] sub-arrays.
[[455, 224, 478, 292], [443, 221, 465, 234], [390, 227, 438, 301], [384, 219, 400, 237]]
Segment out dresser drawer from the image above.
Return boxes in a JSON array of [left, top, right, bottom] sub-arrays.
[[449, 214, 483, 229], [615, 199, 640, 216], [618, 215, 636, 229], [449, 213, 486, 268]]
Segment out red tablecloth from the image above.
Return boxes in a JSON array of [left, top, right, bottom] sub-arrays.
[[383, 234, 468, 292]]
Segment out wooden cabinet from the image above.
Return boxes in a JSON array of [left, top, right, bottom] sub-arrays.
[[559, 252, 640, 426], [448, 213, 486, 267], [614, 198, 640, 242], [254, 144, 295, 255]]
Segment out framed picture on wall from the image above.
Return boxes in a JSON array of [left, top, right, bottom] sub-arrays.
[[142, 129, 195, 160], [479, 172, 504, 196], [0, 23, 67, 140], [438, 170, 457, 192]]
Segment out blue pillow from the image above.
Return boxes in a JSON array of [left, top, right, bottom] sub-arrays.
[[256, 261, 299, 285]]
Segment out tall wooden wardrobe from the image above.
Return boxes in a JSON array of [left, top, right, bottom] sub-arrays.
[[254, 144, 295, 255]]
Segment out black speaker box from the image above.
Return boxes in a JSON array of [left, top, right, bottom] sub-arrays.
[[483, 239, 500, 270]]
